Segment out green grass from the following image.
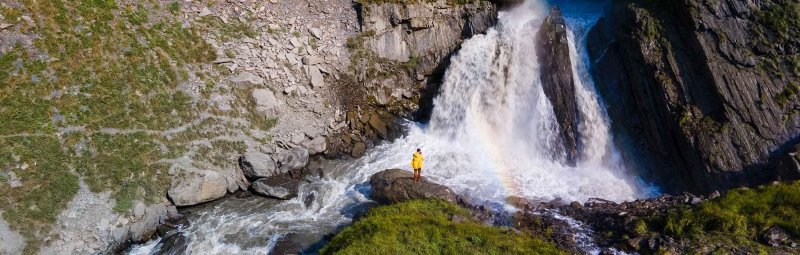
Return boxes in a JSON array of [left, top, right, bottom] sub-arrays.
[[656, 181, 800, 239], [0, 1, 218, 253], [321, 200, 565, 255], [0, 136, 79, 255]]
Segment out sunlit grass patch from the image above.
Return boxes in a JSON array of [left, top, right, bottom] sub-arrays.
[[321, 199, 566, 255], [659, 181, 800, 239], [0, 136, 79, 255]]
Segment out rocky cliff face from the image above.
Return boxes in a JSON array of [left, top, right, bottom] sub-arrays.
[[537, 7, 579, 165], [324, 0, 497, 157], [588, 0, 800, 192]]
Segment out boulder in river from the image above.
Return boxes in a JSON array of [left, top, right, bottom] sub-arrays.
[[152, 231, 189, 255], [251, 175, 300, 200], [239, 150, 278, 179], [369, 169, 457, 204], [278, 148, 309, 173], [168, 170, 228, 206]]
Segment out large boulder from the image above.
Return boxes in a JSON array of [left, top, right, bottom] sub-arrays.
[[238, 150, 279, 179], [251, 175, 300, 200], [278, 148, 309, 173], [168, 170, 228, 206], [369, 169, 457, 204], [536, 7, 579, 165]]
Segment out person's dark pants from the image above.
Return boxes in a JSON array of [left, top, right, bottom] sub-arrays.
[[413, 168, 421, 181]]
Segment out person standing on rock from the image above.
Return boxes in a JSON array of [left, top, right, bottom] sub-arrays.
[[411, 148, 424, 182]]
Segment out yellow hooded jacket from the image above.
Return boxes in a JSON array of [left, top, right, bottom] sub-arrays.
[[411, 152, 424, 169]]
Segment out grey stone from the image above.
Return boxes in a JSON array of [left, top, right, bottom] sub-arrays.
[[351, 142, 366, 158], [302, 56, 323, 65], [251, 175, 299, 200], [7, 171, 22, 188], [308, 27, 323, 39], [133, 201, 146, 220], [167, 170, 228, 206], [128, 204, 167, 243], [251, 88, 282, 114], [308, 66, 324, 88], [370, 169, 457, 204], [762, 226, 790, 247], [199, 7, 212, 17], [230, 72, 264, 86], [304, 136, 327, 155], [279, 148, 309, 172], [239, 150, 278, 179]]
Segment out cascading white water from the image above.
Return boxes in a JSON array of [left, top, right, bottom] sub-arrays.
[[128, 1, 655, 254]]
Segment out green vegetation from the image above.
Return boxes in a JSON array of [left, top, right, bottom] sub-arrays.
[[775, 81, 800, 106], [321, 200, 565, 255], [758, 2, 800, 41], [0, 1, 236, 253], [654, 182, 800, 240], [401, 55, 420, 69], [0, 136, 79, 255]]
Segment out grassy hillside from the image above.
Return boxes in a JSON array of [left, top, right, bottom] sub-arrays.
[[321, 200, 565, 255], [0, 1, 269, 253]]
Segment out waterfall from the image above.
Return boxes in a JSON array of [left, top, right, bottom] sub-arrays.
[[128, 1, 653, 254]]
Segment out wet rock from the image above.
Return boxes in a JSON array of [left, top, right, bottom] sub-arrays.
[[239, 150, 279, 179], [351, 142, 366, 158], [709, 190, 721, 199], [270, 234, 303, 255], [303, 192, 315, 208], [369, 169, 457, 204], [367, 114, 388, 139], [536, 7, 579, 165], [152, 231, 189, 255], [129, 204, 167, 243], [278, 148, 309, 173], [762, 226, 791, 247], [506, 196, 534, 210], [252, 175, 300, 200], [168, 170, 228, 206]]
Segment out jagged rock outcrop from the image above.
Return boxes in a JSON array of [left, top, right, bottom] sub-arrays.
[[536, 7, 579, 165], [588, 0, 800, 192], [325, 0, 498, 158], [360, 0, 497, 65], [369, 169, 457, 204]]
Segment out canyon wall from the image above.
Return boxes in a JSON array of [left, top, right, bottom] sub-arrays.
[[588, 0, 800, 192]]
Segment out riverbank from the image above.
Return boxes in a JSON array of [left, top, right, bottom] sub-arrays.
[[322, 169, 800, 254]]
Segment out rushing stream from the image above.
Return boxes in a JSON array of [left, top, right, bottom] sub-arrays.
[[130, 1, 657, 254]]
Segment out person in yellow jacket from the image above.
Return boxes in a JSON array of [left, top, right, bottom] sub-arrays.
[[411, 148, 424, 182]]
